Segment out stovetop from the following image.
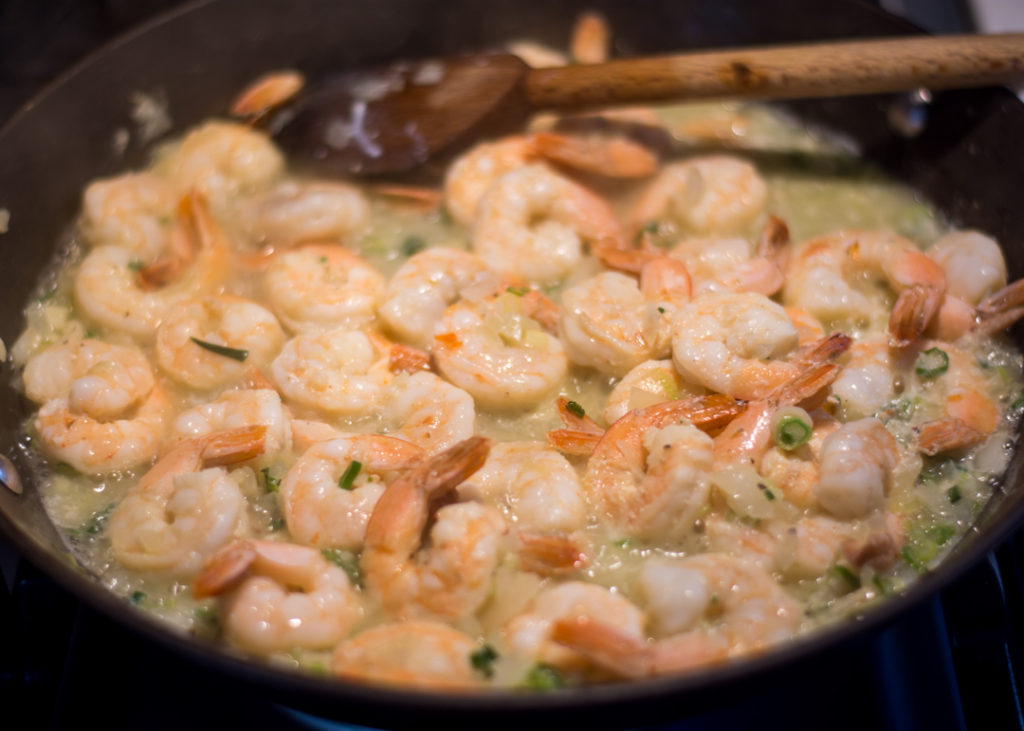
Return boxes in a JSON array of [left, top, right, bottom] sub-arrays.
[[2, 1, 1024, 728]]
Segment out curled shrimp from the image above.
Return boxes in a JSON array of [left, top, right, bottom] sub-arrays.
[[241, 180, 369, 248], [472, 163, 623, 285], [332, 621, 483, 688], [553, 554, 801, 678], [559, 258, 691, 377], [671, 291, 801, 400], [631, 156, 767, 235], [814, 418, 902, 518], [24, 339, 154, 421], [432, 293, 568, 410], [458, 441, 587, 534], [910, 339, 1001, 455], [530, 132, 659, 179], [158, 120, 284, 209], [378, 247, 500, 348], [34, 384, 169, 475], [503, 581, 645, 672], [362, 437, 507, 621], [830, 336, 895, 419], [444, 136, 537, 228], [155, 295, 285, 390], [194, 539, 361, 655], [73, 192, 229, 339], [108, 426, 266, 574], [927, 230, 1006, 306], [583, 395, 744, 540], [383, 371, 476, 454], [263, 244, 385, 334], [783, 230, 945, 330], [171, 388, 291, 454], [80, 173, 175, 258], [280, 434, 424, 551], [663, 233, 784, 297], [603, 359, 701, 425], [270, 327, 392, 416]]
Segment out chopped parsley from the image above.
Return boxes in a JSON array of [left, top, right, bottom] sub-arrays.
[[523, 663, 565, 691], [261, 467, 280, 493], [321, 548, 363, 587], [470, 644, 500, 678], [947, 485, 963, 504], [565, 400, 586, 418], [190, 337, 248, 362], [338, 460, 362, 490], [129, 591, 147, 606]]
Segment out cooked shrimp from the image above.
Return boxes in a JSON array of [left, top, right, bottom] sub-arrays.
[[378, 247, 500, 347], [457, 441, 587, 534], [80, 173, 175, 258], [583, 395, 744, 540], [73, 192, 229, 339], [241, 180, 369, 247], [602, 359, 700, 424], [783, 230, 945, 329], [570, 11, 610, 64], [910, 339, 1001, 454], [444, 136, 536, 228], [503, 581, 645, 671], [24, 339, 154, 421], [383, 371, 475, 454], [332, 621, 483, 688], [194, 539, 361, 654], [553, 554, 801, 678], [631, 156, 766, 235], [472, 163, 623, 285], [432, 294, 568, 410], [927, 230, 1006, 306], [814, 418, 902, 518], [280, 434, 423, 551], [270, 327, 392, 416], [671, 292, 801, 401], [230, 70, 304, 118], [264, 244, 385, 334], [665, 235, 784, 297], [108, 426, 266, 574], [559, 259, 690, 377], [34, 383, 169, 475], [530, 132, 659, 179], [171, 388, 291, 454], [363, 437, 507, 621], [155, 295, 284, 390], [831, 336, 895, 419], [158, 120, 284, 209]]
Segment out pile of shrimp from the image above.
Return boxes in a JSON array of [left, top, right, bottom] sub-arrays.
[[11, 12, 1024, 690]]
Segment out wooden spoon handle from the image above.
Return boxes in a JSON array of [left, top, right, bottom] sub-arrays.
[[524, 33, 1024, 109]]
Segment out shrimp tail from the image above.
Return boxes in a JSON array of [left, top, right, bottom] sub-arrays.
[[530, 132, 659, 179], [200, 425, 269, 466], [193, 540, 257, 598], [517, 532, 587, 575], [791, 332, 852, 367], [915, 417, 986, 455], [546, 428, 602, 456], [556, 396, 604, 432], [550, 616, 651, 679], [976, 279, 1024, 335], [888, 285, 943, 347]]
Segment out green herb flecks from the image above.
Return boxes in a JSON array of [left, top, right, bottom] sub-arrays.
[[338, 460, 362, 490], [947, 485, 963, 504], [401, 235, 426, 257], [832, 564, 861, 591], [758, 483, 776, 501], [129, 591, 147, 606], [506, 286, 530, 296], [902, 523, 956, 572], [915, 347, 949, 379], [190, 337, 248, 362], [321, 548, 363, 587], [261, 467, 280, 493], [523, 663, 565, 691], [565, 400, 586, 419], [70, 503, 115, 538], [127, 260, 145, 272], [470, 644, 500, 678]]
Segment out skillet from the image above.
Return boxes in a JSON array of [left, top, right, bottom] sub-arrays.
[[1, 0, 1023, 727]]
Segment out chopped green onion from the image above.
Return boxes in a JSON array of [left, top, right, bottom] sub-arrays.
[[915, 347, 949, 378], [947, 485, 963, 504], [832, 564, 860, 590], [613, 538, 633, 549], [1012, 393, 1024, 410], [129, 590, 146, 606], [401, 235, 426, 256], [657, 306, 666, 314], [872, 574, 891, 596], [523, 663, 565, 691], [190, 337, 248, 362], [321, 548, 363, 587], [506, 286, 530, 296], [338, 460, 362, 490], [565, 400, 586, 418], [37, 288, 56, 303], [193, 605, 220, 635], [71, 503, 114, 538], [268, 516, 286, 532], [54, 462, 78, 477], [924, 524, 956, 546], [308, 662, 328, 676], [470, 644, 500, 678], [771, 406, 813, 450], [758, 483, 776, 501], [127, 260, 145, 272], [318, 255, 328, 264], [261, 467, 280, 493]]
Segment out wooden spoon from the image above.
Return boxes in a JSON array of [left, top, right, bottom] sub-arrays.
[[263, 33, 1024, 175]]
